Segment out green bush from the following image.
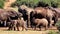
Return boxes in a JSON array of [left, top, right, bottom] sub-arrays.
[[56, 20, 60, 31], [11, 0, 39, 8], [56, 20, 60, 27], [11, 0, 60, 8], [51, 0, 58, 8], [0, 0, 5, 8], [48, 30, 58, 34]]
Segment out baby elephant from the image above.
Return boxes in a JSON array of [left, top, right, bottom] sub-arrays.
[[18, 18, 27, 31], [8, 20, 20, 31], [8, 18, 27, 31], [33, 18, 48, 30]]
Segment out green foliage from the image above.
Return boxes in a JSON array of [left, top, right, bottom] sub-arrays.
[[11, 0, 39, 8], [38, 0, 59, 8], [56, 20, 60, 31], [56, 20, 60, 27], [0, 0, 5, 8], [11, 0, 60, 8], [48, 30, 58, 34], [51, 0, 58, 8]]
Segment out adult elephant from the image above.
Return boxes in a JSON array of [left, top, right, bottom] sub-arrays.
[[6, 9, 22, 26], [5, 9, 23, 30], [0, 9, 10, 26], [5, 9, 22, 23], [47, 6, 58, 26], [0, 8, 22, 27], [30, 7, 58, 27], [18, 5, 34, 27], [6, 9, 22, 20]]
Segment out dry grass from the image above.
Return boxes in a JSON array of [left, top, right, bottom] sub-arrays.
[[0, 27, 58, 34], [0, 30, 48, 34]]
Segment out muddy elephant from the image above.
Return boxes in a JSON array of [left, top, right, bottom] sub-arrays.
[[30, 7, 58, 27]]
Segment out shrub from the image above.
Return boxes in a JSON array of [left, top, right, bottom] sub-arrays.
[[11, 0, 60, 8], [56, 20, 60, 31], [48, 30, 58, 34], [11, 0, 39, 8], [51, 1, 58, 8], [0, 0, 5, 8]]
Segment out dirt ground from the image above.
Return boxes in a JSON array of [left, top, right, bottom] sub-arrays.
[[0, 27, 58, 34]]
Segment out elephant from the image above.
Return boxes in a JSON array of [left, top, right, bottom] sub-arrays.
[[6, 9, 22, 20], [8, 19, 20, 31], [18, 5, 34, 27], [8, 19, 19, 31], [5, 9, 23, 23], [30, 7, 58, 28], [8, 17, 27, 31], [5, 9, 23, 31], [33, 18, 48, 31], [47, 6, 58, 26], [0, 8, 22, 27], [0, 9, 10, 26], [17, 17, 27, 31]]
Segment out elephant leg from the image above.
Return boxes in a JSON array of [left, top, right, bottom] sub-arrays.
[[28, 14, 31, 28], [24, 24, 27, 31], [8, 26, 12, 30], [8, 24, 11, 30], [8, 22, 10, 30], [39, 26, 41, 31], [47, 17, 52, 28], [13, 24, 16, 31], [8, 26, 10, 30], [34, 26, 36, 30], [14, 27, 16, 31], [50, 17, 52, 28], [53, 13, 58, 26], [30, 22, 34, 29], [17, 26, 19, 31], [34, 24, 39, 30], [24, 21, 27, 31], [25, 27, 27, 31], [1, 21, 3, 24], [22, 26, 24, 31], [53, 17, 58, 26], [31, 25, 34, 30], [14, 24, 16, 31], [16, 24, 20, 31], [4, 21, 6, 26], [8, 22, 12, 30], [53, 21, 56, 26], [9, 23, 13, 30], [46, 16, 50, 28], [11, 22, 13, 30], [45, 25, 48, 30]]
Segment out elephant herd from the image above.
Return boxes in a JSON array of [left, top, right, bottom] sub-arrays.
[[0, 5, 59, 31], [18, 5, 58, 31]]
